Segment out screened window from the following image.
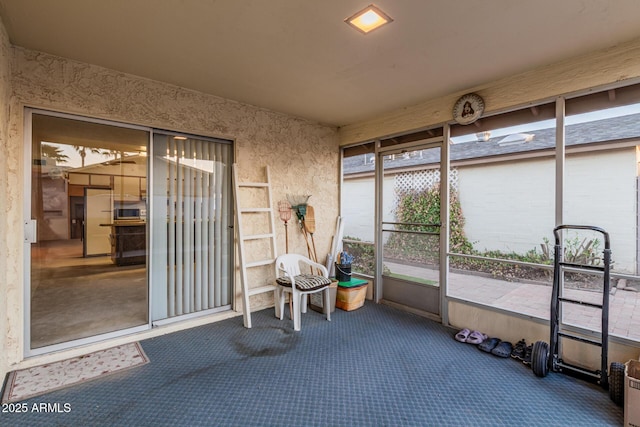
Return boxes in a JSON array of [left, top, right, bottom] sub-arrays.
[[446, 103, 556, 317]]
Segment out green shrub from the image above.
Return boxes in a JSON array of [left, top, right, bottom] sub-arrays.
[[385, 185, 473, 263], [540, 236, 603, 266], [347, 183, 606, 285]]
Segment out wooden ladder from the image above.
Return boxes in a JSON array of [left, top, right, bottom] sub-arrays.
[[232, 164, 279, 328]]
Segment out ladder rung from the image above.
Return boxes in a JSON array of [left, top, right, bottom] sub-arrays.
[[239, 182, 269, 188], [240, 208, 271, 213], [558, 332, 602, 346], [558, 297, 603, 309], [248, 284, 277, 296], [243, 233, 275, 241], [246, 259, 275, 268]]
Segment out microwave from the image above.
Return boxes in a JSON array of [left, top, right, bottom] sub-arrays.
[[115, 208, 140, 220]]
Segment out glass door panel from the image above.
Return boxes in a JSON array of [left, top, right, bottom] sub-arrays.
[[28, 112, 149, 350]]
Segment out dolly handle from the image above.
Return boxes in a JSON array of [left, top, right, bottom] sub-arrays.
[[553, 224, 610, 249]]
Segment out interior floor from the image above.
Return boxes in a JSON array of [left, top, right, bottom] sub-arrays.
[[0, 303, 623, 426], [30, 239, 147, 349]]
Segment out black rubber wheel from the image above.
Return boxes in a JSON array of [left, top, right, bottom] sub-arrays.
[[531, 340, 550, 377], [609, 362, 625, 406]]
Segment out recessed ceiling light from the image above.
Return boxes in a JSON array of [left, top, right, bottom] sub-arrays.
[[345, 4, 393, 34]]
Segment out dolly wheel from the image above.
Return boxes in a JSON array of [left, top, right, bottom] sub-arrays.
[[531, 341, 550, 377], [609, 362, 625, 406]]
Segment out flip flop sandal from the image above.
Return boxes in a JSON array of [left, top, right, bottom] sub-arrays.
[[455, 328, 471, 343], [491, 341, 513, 358], [465, 331, 488, 345], [478, 337, 500, 353]]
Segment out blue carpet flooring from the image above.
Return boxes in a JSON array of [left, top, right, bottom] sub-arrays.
[[0, 302, 623, 426]]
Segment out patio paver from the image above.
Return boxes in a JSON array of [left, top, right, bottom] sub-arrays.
[[385, 261, 640, 342]]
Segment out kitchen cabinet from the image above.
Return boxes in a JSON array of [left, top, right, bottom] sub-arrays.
[[108, 221, 146, 265], [113, 176, 141, 201]]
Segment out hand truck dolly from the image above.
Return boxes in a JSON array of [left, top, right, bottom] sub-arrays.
[[531, 225, 624, 404]]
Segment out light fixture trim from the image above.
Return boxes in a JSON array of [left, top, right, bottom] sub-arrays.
[[345, 4, 393, 34]]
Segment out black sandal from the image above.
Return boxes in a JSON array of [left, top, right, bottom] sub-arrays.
[[491, 341, 513, 358], [478, 337, 500, 353], [522, 344, 533, 366], [511, 339, 527, 360]]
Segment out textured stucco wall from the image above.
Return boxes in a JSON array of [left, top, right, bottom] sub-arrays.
[[0, 15, 13, 384], [4, 47, 339, 373]]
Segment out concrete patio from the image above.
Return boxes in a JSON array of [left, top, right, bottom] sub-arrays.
[[385, 261, 640, 342]]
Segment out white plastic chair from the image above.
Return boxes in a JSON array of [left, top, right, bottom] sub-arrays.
[[275, 253, 332, 331]]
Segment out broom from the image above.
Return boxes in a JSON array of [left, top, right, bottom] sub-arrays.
[[303, 205, 318, 264]]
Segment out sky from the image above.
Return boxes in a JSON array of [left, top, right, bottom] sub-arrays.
[[450, 103, 640, 144], [43, 143, 139, 169]]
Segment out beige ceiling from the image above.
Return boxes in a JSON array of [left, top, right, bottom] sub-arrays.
[[2, 0, 640, 127]]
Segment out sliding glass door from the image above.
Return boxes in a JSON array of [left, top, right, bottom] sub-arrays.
[[150, 132, 234, 322], [25, 110, 236, 355], [26, 111, 150, 353]]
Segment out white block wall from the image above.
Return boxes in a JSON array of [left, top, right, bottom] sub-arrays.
[[343, 147, 638, 273], [564, 149, 637, 273], [459, 157, 556, 257], [342, 175, 395, 243]]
